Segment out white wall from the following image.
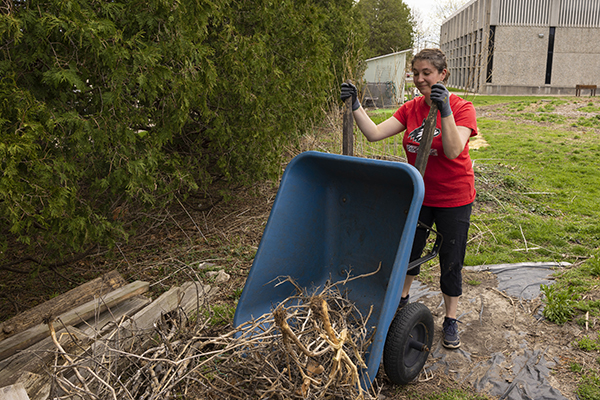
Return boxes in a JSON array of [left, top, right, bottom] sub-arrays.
[[364, 50, 410, 106]]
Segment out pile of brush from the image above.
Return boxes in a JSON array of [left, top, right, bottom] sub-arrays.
[[48, 276, 380, 400]]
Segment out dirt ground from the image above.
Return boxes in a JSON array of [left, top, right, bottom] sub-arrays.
[[1, 95, 599, 399], [374, 266, 598, 400]]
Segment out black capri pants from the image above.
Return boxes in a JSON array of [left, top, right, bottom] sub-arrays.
[[407, 202, 473, 297]]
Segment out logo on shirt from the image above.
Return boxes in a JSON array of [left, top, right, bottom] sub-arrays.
[[408, 119, 441, 144]]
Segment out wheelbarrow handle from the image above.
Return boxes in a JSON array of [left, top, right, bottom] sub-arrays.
[[415, 81, 443, 177], [414, 103, 438, 177], [406, 221, 443, 272], [342, 79, 354, 156]]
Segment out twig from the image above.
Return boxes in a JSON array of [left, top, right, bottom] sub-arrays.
[[46, 317, 94, 396], [513, 247, 542, 252], [115, 242, 132, 270], [176, 196, 208, 243], [167, 209, 193, 244], [519, 224, 528, 252]]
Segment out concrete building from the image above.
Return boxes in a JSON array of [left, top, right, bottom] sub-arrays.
[[363, 49, 410, 107], [440, 0, 600, 95]]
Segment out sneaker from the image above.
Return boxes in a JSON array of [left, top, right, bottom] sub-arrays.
[[398, 295, 409, 309], [442, 317, 461, 349]]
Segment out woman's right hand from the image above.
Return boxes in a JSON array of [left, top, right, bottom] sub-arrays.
[[341, 82, 361, 111]]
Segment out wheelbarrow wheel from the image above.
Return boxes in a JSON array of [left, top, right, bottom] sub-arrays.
[[383, 302, 434, 385]]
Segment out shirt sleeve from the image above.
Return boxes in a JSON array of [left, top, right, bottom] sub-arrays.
[[451, 97, 478, 137], [393, 102, 408, 126]]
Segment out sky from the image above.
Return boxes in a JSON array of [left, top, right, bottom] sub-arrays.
[[403, 0, 472, 47], [404, 0, 438, 17], [404, 0, 442, 47]]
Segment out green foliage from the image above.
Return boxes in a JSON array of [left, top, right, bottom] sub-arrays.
[[516, 112, 567, 123], [570, 362, 584, 373], [368, 109, 396, 124], [204, 303, 236, 326], [469, 113, 600, 269], [399, 388, 491, 400], [577, 372, 600, 400], [0, 0, 365, 264], [573, 335, 600, 352], [575, 115, 600, 128], [463, 97, 600, 400], [541, 284, 577, 324], [537, 104, 555, 112], [467, 96, 554, 107], [355, 0, 414, 58], [553, 260, 600, 318], [230, 287, 243, 301], [426, 389, 488, 400], [577, 102, 600, 113], [591, 258, 600, 277]]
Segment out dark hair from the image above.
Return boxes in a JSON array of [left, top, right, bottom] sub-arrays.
[[411, 48, 450, 84]]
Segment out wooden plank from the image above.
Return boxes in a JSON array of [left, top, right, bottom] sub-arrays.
[[0, 281, 211, 399], [0, 296, 150, 388], [15, 373, 49, 400], [73, 282, 215, 381], [178, 281, 218, 317], [0, 270, 127, 341], [342, 88, 354, 156], [0, 383, 30, 400], [76, 295, 151, 338], [122, 281, 214, 332], [0, 326, 90, 388], [414, 103, 438, 177], [0, 281, 149, 362]]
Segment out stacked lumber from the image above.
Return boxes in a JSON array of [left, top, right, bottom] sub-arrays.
[[0, 271, 215, 400]]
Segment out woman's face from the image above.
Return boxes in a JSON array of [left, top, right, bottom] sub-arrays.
[[412, 59, 447, 98]]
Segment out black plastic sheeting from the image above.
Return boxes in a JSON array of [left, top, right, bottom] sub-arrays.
[[468, 348, 567, 400], [407, 262, 571, 400], [421, 339, 568, 400], [466, 262, 571, 300]]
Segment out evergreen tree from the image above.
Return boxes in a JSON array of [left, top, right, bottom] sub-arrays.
[[0, 0, 364, 268], [356, 0, 415, 58]]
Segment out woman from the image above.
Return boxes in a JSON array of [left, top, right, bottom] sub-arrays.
[[341, 48, 477, 349]]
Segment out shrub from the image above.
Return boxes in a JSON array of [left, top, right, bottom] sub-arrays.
[[541, 284, 577, 324], [0, 0, 365, 266]]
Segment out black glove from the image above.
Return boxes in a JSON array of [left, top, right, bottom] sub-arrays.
[[341, 82, 361, 111], [430, 83, 452, 118]]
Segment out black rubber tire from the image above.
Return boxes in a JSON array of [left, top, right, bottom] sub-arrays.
[[383, 302, 434, 385]]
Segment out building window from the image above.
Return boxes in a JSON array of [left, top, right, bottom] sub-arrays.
[[486, 26, 496, 83], [545, 27, 556, 85]]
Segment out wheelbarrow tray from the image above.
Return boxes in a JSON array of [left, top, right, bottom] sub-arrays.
[[233, 151, 424, 387]]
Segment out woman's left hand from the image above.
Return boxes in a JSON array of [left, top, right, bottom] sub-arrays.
[[431, 83, 452, 118]]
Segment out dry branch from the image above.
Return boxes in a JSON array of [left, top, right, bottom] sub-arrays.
[[47, 276, 380, 399]]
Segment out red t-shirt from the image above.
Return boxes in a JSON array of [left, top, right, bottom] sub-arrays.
[[393, 94, 478, 207]]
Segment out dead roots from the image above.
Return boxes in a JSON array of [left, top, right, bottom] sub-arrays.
[[48, 277, 380, 399]]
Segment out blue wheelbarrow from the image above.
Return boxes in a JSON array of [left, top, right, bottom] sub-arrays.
[[233, 150, 439, 388]]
